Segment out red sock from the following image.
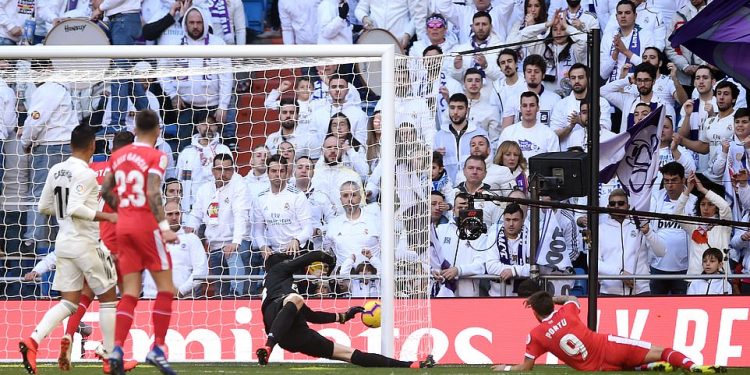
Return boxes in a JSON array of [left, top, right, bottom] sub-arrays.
[[152, 292, 173, 347], [114, 294, 138, 347], [65, 294, 93, 336], [661, 348, 695, 370]]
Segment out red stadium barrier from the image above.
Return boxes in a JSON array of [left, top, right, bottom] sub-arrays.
[[1, 297, 749, 366]]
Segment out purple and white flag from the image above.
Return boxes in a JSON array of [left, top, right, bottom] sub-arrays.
[[670, 0, 750, 89], [600, 106, 665, 211]]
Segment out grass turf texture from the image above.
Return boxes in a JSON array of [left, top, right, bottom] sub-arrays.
[[0, 363, 749, 375]]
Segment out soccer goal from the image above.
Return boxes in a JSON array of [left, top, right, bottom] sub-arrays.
[[0, 44, 440, 363]]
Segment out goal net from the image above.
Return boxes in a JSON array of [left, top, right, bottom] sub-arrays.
[[0, 45, 439, 363]]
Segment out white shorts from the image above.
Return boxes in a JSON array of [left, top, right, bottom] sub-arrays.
[[52, 246, 117, 295]]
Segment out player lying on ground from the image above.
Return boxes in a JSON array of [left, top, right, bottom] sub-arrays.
[[256, 251, 435, 368], [19, 125, 119, 375], [492, 291, 726, 373]]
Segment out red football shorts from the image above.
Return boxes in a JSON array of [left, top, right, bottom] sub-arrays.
[[116, 228, 172, 276], [600, 335, 652, 371]]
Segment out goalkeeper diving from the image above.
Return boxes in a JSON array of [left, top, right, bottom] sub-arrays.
[[255, 250, 435, 368]]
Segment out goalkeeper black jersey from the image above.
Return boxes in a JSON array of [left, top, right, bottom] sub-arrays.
[[261, 251, 335, 309]]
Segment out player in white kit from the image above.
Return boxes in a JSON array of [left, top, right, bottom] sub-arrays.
[[19, 125, 119, 374]]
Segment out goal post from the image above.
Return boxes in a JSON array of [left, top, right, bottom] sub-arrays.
[[0, 44, 438, 362]]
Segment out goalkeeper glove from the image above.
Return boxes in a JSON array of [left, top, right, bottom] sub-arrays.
[[338, 1, 350, 20], [339, 306, 365, 323]]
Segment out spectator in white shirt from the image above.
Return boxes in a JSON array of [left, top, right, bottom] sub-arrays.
[[665, 0, 708, 88], [409, 13, 456, 58], [356, 0, 426, 50], [317, 0, 353, 44], [309, 74, 368, 147], [158, 6, 233, 151], [602, 0, 666, 51], [38, 0, 93, 34], [556, 0, 599, 33], [461, 68, 502, 142], [437, 0, 514, 44], [244, 144, 271, 199], [194, 0, 247, 45], [686, 248, 732, 295], [176, 113, 232, 212], [186, 153, 248, 296], [680, 82, 740, 183], [318, 112, 369, 180], [601, 62, 675, 133], [312, 135, 363, 214], [264, 77, 322, 130], [279, 0, 319, 44], [0, 0, 36, 44], [551, 63, 613, 148], [252, 154, 313, 259], [498, 91, 560, 159], [143, 201, 208, 298], [310, 64, 362, 106], [434, 93, 489, 182], [20, 81, 77, 251], [324, 181, 381, 278], [449, 10, 504, 82], [0, 72, 16, 190], [265, 98, 318, 158], [506, 0, 549, 65], [493, 49, 525, 120], [599, 0, 655, 83], [501, 54, 562, 128], [630, 47, 689, 110], [294, 156, 335, 251]]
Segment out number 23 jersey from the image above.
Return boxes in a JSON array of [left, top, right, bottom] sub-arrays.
[[38, 157, 100, 258], [525, 301, 608, 371], [106, 142, 168, 231]]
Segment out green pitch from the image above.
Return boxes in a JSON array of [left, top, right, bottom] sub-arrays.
[[1, 363, 749, 375]]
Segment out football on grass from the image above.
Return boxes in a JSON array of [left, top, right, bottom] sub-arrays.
[[361, 300, 382, 328]]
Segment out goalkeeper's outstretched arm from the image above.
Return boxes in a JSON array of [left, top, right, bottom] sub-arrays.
[[301, 305, 365, 325], [280, 251, 335, 276]]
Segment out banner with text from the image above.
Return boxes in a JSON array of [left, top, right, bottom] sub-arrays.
[[0, 297, 748, 366]]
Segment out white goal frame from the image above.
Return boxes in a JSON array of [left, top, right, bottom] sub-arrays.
[[0, 44, 399, 357]]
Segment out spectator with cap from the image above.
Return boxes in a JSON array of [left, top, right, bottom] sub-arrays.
[[409, 14, 456, 58]]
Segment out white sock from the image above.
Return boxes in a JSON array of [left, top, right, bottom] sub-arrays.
[[30, 299, 77, 344], [99, 302, 117, 354]]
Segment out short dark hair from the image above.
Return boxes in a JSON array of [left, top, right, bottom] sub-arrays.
[[111, 131, 135, 152], [634, 62, 657, 80], [503, 202, 524, 217], [328, 73, 347, 85], [702, 247, 724, 263], [634, 102, 652, 111], [520, 91, 540, 105], [472, 10, 492, 24], [163, 177, 180, 195], [455, 192, 471, 205], [735, 107, 750, 120], [523, 54, 547, 74], [70, 124, 96, 151], [266, 153, 288, 168], [432, 151, 444, 168], [498, 48, 519, 63], [464, 154, 486, 169], [471, 134, 490, 145], [464, 67, 483, 80], [660, 161, 685, 179], [695, 65, 715, 80], [279, 98, 299, 114], [423, 45, 443, 56], [524, 291, 555, 317], [135, 109, 160, 132], [517, 279, 543, 297], [568, 63, 589, 79], [213, 153, 234, 166], [716, 80, 740, 100], [449, 92, 469, 106], [296, 76, 310, 85], [616, 0, 636, 13], [431, 190, 446, 200]]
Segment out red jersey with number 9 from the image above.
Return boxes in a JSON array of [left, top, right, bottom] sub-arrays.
[[106, 142, 168, 231], [525, 301, 609, 371]]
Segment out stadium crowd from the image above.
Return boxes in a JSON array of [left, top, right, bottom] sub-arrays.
[[0, 0, 749, 300]]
